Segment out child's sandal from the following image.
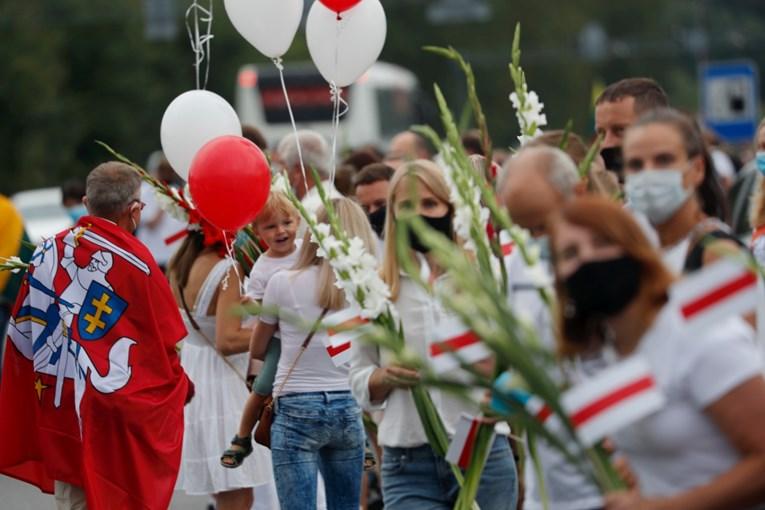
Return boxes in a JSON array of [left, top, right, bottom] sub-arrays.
[[220, 434, 253, 469]]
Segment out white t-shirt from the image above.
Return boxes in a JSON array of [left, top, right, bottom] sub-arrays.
[[260, 266, 350, 396], [349, 273, 488, 448], [245, 239, 303, 301], [613, 307, 763, 498], [506, 253, 604, 510], [661, 237, 691, 275]]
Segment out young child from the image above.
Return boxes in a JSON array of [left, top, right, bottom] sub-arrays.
[[221, 191, 301, 468]]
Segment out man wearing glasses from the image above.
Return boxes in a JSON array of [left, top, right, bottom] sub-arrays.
[[0, 161, 193, 510]]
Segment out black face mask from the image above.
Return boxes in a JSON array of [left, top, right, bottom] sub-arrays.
[[564, 256, 642, 317], [368, 206, 387, 238], [406, 212, 453, 253], [600, 146, 624, 177]]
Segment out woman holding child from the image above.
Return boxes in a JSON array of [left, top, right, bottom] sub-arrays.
[[244, 197, 376, 510]]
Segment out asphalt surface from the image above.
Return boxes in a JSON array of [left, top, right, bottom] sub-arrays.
[[0, 475, 210, 510]]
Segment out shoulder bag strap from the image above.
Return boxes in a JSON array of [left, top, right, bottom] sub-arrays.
[[272, 307, 329, 398]]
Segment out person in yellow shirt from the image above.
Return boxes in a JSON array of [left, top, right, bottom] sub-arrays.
[[1, 194, 30, 379]]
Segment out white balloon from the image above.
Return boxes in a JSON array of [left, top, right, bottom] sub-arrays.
[[223, 0, 303, 59], [306, 0, 387, 88], [160, 90, 242, 180]]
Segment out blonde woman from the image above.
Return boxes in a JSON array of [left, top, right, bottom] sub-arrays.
[[249, 198, 376, 510], [349, 160, 518, 509]]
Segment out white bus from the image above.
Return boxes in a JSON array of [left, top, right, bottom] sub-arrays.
[[235, 61, 425, 150]]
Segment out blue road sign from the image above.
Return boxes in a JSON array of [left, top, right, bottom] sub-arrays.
[[700, 61, 760, 143]]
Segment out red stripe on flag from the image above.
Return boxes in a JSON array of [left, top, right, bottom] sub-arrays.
[[680, 271, 757, 320], [326, 342, 351, 358], [535, 405, 552, 423], [569, 376, 654, 428], [328, 317, 368, 337], [502, 242, 514, 256], [430, 331, 480, 357], [458, 419, 480, 469]]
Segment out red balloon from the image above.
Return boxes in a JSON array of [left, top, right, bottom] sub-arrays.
[[319, 0, 361, 14], [189, 135, 271, 231]]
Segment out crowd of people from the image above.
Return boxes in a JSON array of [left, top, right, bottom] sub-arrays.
[[1, 75, 765, 510]]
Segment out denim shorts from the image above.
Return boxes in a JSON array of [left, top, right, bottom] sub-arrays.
[[381, 436, 518, 510], [271, 391, 365, 510]]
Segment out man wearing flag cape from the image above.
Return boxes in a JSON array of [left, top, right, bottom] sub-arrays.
[[0, 162, 193, 509]]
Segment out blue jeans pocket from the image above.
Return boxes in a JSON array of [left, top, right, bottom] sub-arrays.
[[381, 451, 408, 476]]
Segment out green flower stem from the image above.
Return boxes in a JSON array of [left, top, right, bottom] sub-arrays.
[[402, 215, 626, 493], [424, 45, 494, 181], [527, 431, 550, 510], [579, 133, 604, 180], [454, 423, 495, 510]]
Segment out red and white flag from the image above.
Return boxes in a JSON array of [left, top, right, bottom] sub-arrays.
[[446, 414, 496, 470], [560, 356, 665, 445], [499, 230, 515, 261], [322, 307, 368, 367], [429, 316, 492, 374], [669, 259, 757, 334]]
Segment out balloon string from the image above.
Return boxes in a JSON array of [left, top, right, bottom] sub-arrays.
[[185, 0, 214, 90], [221, 231, 244, 295], [273, 57, 308, 198], [328, 15, 342, 187], [329, 82, 349, 186]]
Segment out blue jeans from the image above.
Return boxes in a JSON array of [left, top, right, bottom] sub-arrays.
[[271, 391, 364, 510], [381, 436, 518, 510]]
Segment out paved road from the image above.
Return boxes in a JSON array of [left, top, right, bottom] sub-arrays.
[[0, 475, 210, 510]]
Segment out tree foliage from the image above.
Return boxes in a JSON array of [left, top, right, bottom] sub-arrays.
[[2, 0, 765, 194]]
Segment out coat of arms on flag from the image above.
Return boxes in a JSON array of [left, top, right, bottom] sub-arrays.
[[0, 216, 190, 510], [77, 281, 127, 341]]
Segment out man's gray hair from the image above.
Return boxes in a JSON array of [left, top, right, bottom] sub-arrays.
[[86, 162, 141, 219], [499, 146, 579, 198], [542, 147, 580, 198], [276, 130, 330, 179]]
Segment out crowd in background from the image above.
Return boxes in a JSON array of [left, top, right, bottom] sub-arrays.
[[1, 76, 765, 510]]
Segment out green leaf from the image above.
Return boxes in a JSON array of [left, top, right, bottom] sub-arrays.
[[578, 133, 604, 180]]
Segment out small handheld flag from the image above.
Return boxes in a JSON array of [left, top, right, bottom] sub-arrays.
[[323, 307, 368, 367], [446, 414, 496, 470], [429, 315, 492, 374], [669, 258, 757, 334]]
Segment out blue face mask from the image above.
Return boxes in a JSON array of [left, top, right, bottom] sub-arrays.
[[756, 151, 765, 175], [67, 204, 87, 223]]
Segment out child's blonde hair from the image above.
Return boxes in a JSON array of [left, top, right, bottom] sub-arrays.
[[253, 191, 299, 226]]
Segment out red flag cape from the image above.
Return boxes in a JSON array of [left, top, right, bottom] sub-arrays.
[[0, 216, 190, 509]]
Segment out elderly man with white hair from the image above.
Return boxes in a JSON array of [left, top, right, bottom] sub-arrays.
[[275, 130, 341, 219]]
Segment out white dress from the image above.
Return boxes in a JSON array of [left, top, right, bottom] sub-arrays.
[[176, 259, 274, 495]]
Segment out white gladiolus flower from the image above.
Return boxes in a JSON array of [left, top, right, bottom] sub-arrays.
[[303, 217, 393, 319], [510, 83, 547, 146], [271, 173, 289, 194]]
